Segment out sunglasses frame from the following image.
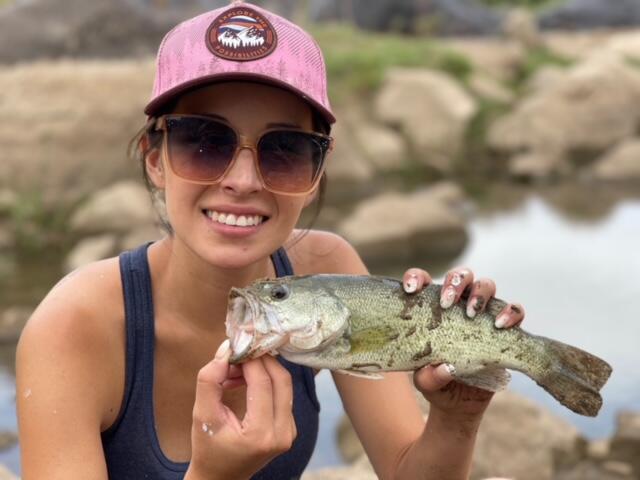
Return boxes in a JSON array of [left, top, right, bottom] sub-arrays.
[[154, 114, 334, 196]]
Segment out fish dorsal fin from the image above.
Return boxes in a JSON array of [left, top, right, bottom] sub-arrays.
[[451, 364, 511, 392], [336, 369, 384, 380]]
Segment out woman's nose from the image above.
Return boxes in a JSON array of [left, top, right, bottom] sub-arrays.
[[219, 147, 263, 195]]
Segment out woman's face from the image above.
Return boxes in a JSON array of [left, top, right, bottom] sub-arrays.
[[147, 81, 318, 269]]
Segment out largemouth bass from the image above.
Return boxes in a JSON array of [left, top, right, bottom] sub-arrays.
[[225, 275, 612, 417]]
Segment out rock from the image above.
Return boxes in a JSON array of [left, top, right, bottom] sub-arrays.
[[326, 121, 375, 184], [0, 224, 13, 251], [472, 391, 586, 480], [353, 123, 408, 171], [120, 225, 164, 251], [0, 190, 17, 215], [375, 69, 477, 172], [539, 0, 640, 31], [503, 8, 543, 50], [335, 389, 587, 480], [0, 464, 18, 480], [586, 438, 610, 460], [64, 234, 118, 272], [69, 181, 156, 234], [524, 66, 568, 96], [0, 306, 32, 344], [301, 454, 377, 480], [0, 431, 18, 451], [591, 139, 640, 183], [468, 72, 515, 104], [337, 182, 468, 263], [0, 59, 155, 202], [554, 460, 635, 480], [609, 411, 640, 476], [508, 150, 568, 181], [488, 52, 640, 165]]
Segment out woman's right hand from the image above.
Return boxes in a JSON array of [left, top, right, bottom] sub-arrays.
[[185, 340, 297, 480]]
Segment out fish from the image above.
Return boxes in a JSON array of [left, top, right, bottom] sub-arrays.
[[225, 274, 612, 417]]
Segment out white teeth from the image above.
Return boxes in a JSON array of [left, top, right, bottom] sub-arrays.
[[206, 210, 265, 227]]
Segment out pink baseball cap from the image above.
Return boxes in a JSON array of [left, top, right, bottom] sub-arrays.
[[145, 1, 335, 125]]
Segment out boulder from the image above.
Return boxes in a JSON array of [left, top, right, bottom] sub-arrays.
[[554, 460, 635, 480], [539, 0, 640, 31], [64, 234, 118, 272], [120, 225, 164, 251], [0, 464, 18, 480], [335, 389, 587, 480], [524, 66, 568, 96], [301, 454, 377, 480], [468, 72, 515, 104], [0, 59, 154, 202], [609, 411, 640, 476], [591, 138, 640, 183], [69, 181, 156, 234], [488, 52, 640, 164], [325, 118, 375, 186], [337, 182, 468, 263], [375, 69, 477, 172], [353, 123, 408, 172], [0, 190, 17, 215], [503, 8, 543, 50], [0, 431, 18, 451], [0, 306, 32, 344], [508, 150, 568, 181]]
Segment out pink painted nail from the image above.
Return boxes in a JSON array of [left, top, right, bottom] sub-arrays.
[[495, 314, 509, 329], [440, 287, 456, 308], [404, 275, 418, 293]]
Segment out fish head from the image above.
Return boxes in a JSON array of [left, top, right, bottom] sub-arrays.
[[226, 277, 350, 363]]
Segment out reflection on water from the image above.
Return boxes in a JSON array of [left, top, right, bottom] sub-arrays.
[[2, 186, 640, 473]]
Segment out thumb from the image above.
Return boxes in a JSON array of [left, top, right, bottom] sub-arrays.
[[414, 363, 454, 392], [193, 340, 234, 426]]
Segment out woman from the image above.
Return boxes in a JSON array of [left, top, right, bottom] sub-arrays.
[[16, 2, 525, 479]]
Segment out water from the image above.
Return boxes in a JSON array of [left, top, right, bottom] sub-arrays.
[[2, 188, 640, 475]]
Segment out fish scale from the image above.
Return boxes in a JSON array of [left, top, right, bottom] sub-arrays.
[[226, 274, 612, 417]]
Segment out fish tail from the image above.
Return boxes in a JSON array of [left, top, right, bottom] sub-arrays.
[[534, 339, 612, 417]]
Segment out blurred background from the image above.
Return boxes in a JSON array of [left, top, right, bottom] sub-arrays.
[[1, 0, 640, 479]]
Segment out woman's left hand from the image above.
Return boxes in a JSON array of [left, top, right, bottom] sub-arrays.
[[402, 267, 525, 419]]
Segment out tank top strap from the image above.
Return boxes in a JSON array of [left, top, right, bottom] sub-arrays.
[[271, 247, 294, 277]]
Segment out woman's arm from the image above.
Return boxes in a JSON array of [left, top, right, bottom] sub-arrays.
[[16, 262, 125, 480]]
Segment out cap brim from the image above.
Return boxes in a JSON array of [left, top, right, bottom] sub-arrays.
[[144, 72, 336, 125]]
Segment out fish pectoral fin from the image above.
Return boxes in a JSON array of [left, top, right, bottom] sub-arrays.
[[336, 369, 384, 380], [452, 364, 511, 392]]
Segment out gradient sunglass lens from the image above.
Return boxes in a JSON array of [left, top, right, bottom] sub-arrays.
[[165, 116, 237, 182], [258, 131, 328, 194]]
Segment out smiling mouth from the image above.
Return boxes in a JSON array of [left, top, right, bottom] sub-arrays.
[[203, 209, 269, 227]]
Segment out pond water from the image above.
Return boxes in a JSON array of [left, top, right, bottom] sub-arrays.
[[1, 185, 639, 475]]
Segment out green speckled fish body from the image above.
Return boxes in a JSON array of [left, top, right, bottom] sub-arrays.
[[225, 275, 612, 417]]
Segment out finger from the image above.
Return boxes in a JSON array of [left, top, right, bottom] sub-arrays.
[[222, 377, 247, 390], [262, 356, 295, 447], [466, 278, 496, 318], [242, 357, 274, 429], [403, 268, 432, 294], [495, 303, 525, 329], [440, 267, 474, 309], [414, 363, 454, 392], [194, 340, 236, 428]]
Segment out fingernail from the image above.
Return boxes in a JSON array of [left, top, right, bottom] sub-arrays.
[[215, 339, 230, 360], [495, 314, 509, 329], [440, 287, 456, 308], [466, 298, 477, 318], [404, 275, 418, 293], [444, 363, 456, 376], [450, 272, 463, 287], [437, 363, 456, 380]]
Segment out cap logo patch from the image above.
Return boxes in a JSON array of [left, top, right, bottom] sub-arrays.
[[206, 7, 277, 61]]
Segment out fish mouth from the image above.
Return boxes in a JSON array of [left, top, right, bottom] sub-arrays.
[[225, 288, 289, 363]]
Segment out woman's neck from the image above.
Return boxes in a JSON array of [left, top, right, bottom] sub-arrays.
[[147, 236, 275, 333]]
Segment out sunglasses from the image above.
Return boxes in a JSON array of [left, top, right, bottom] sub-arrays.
[[154, 114, 333, 196]]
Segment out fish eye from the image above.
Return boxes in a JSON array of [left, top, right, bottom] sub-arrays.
[[270, 284, 290, 301]]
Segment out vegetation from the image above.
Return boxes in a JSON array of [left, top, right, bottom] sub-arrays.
[[312, 24, 473, 101], [512, 46, 573, 88]]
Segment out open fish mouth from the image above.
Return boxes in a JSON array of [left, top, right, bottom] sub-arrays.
[[225, 288, 289, 363]]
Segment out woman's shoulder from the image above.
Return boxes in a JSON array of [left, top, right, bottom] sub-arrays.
[[285, 229, 368, 276], [19, 255, 125, 357]]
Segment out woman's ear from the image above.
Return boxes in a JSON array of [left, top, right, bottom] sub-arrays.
[[141, 135, 165, 189]]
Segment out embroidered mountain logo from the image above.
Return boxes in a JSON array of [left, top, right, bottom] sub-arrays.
[[206, 7, 277, 61]]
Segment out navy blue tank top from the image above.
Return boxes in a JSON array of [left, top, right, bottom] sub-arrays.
[[102, 244, 320, 479]]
